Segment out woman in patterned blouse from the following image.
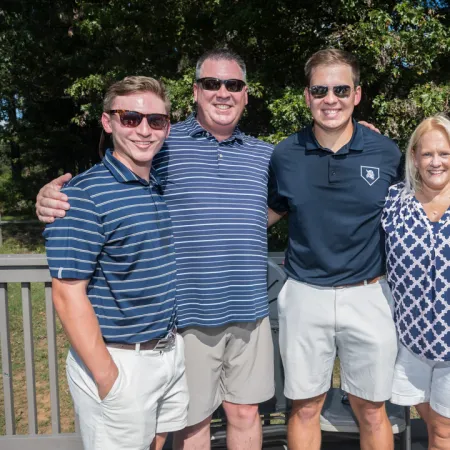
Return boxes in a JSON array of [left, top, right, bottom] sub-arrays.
[[382, 113, 450, 449]]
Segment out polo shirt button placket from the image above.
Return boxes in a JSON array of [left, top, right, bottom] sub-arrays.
[[217, 141, 225, 175]]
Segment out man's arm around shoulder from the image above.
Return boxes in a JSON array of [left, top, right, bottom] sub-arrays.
[[268, 208, 286, 227], [36, 173, 73, 223], [53, 278, 117, 400]]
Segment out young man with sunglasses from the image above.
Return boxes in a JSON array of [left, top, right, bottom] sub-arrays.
[[36, 50, 274, 450], [43, 76, 189, 450], [268, 49, 402, 450]]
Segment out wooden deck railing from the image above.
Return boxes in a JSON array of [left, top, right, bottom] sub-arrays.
[[0, 253, 285, 450]]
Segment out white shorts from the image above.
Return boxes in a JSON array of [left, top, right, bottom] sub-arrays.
[[391, 343, 450, 418], [66, 334, 189, 450], [278, 277, 397, 402]]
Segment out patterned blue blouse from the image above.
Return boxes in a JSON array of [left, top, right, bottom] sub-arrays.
[[382, 182, 450, 361]]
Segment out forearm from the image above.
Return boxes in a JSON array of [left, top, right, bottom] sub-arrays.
[[52, 279, 115, 384], [268, 207, 287, 228]]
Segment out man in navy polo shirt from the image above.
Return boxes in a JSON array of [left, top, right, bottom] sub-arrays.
[[44, 76, 188, 450], [268, 49, 401, 450], [37, 50, 275, 450]]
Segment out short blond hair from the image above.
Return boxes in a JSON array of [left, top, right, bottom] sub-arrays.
[[103, 76, 170, 113], [405, 113, 450, 193]]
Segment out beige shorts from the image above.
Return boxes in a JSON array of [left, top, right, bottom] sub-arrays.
[[66, 334, 189, 450], [278, 277, 397, 402], [180, 317, 275, 426], [391, 343, 450, 418]]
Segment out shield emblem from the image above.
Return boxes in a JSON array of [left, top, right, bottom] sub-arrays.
[[360, 166, 380, 186]]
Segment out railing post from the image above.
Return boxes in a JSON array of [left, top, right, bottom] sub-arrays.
[[22, 282, 38, 434], [0, 282, 15, 435], [45, 282, 61, 434]]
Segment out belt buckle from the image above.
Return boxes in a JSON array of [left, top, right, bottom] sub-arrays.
[[153, 327, 176, 351]]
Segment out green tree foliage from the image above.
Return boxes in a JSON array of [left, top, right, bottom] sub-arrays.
[[0, 0, 449, 227]]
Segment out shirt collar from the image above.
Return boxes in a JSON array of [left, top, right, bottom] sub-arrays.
[[305, 119, 365, 155], [103, 149, 162, 187], [184, 113, 244, 143]]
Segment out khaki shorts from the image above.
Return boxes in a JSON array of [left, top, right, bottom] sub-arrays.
[[278, 278, 397, 402], [66, 334, 189, 450], [180, 317, 275, 426], [392, 343, 450, 418]]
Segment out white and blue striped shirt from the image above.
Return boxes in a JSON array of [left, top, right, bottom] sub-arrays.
[[153, 114, 274, 328], [44, 150, 177, 344]]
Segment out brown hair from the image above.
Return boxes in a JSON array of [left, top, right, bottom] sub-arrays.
[[103, 76, 171, 113], [304, 48, 360, 86]]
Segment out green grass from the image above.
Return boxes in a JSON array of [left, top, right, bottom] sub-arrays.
[[0, 222, 45, 254]]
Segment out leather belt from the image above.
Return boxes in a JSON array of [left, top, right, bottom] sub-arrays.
[[334, 275, 384, 289], [106, 328, 176, 351]]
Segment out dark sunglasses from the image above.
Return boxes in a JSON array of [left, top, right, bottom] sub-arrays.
[[196, 77, 246, 93], [109, 110, 170, 129], [308, 85, 354, 99]]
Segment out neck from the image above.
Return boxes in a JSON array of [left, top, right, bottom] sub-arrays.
[[196, 115, 234, 143], [313, 120, 354, 152], [418, 182, 450, 203], [112, 151, 151, 181]]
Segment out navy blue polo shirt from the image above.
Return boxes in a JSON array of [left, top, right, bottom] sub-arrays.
[[153, 114, 274, 328], [44, 150, 177, 344], [268, 121, 402, 286]]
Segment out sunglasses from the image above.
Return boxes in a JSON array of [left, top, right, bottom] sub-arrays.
[[196, 77, 247, 93], [108, 110, 170, 129], [308, 85, 354, 99]]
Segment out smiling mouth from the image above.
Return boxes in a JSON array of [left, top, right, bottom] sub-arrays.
[[322, 109, 340, 116], [132, 141, 154, 147], [215, 104, 232, 110]]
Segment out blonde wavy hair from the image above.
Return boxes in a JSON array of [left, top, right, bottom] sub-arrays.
[[404, 113, 450, 194]]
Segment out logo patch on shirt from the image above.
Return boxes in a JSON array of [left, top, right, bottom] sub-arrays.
[[360, 166, 380, 186]]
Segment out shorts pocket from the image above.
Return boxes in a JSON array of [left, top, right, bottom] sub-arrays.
[[379, 278, 395, 318], [277, 279, 289, 317], [101, 358, 124, 404]]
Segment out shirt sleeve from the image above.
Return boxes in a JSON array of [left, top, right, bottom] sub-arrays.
[[43, 185, 105, 279], [267, 160, 289, 213], [381, 182, 403, 233], [392, 151, 405, 185]]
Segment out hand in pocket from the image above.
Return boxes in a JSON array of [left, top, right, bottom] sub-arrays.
[[96, 363, 119, 401]]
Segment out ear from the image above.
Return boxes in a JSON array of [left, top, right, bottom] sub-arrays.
[[193, 82, 199, 103], [413, 149, 419, 168], [354, 85, 362, 106], [304, 87, 311, 108], [101, 112, 113, 133], [165, 122, 171, 139]]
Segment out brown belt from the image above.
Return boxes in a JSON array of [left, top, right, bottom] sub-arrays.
[[334, 275, 384, 289], [106, 329, 176, 351]]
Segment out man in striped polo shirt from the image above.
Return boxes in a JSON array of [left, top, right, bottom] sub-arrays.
[[43, 76, 189, 450], [37, 50, 275, 450]]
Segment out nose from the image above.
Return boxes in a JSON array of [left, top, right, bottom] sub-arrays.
[[216, 82, 230, 98], [136, 116, 152, 135], [324, 89, 338, 103], [430, 154, 441, 167]]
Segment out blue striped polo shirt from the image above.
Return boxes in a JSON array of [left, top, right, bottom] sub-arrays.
[[153, 114, 274, 328], [44, 150, 177, 344]]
